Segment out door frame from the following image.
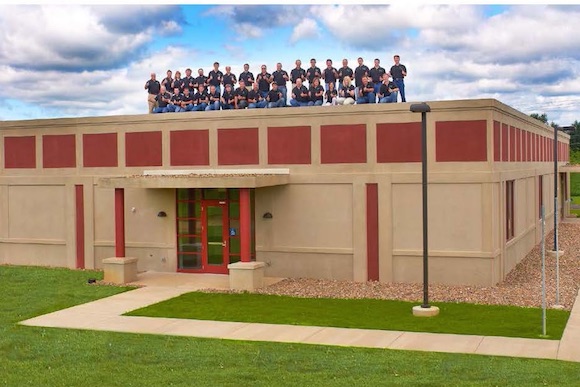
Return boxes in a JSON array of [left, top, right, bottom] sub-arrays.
[[200, 199, 229, 274]]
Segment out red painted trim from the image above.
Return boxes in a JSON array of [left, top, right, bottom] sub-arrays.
[[125, 131, 163, 167], [366, 184, 379, 281], [526, 132, 532, 162], [75, 185, 85, 269], [435, 120, 487, 162], [501, 124, 509, 161], [115, 188, 125, 257], [239, 188, 251, 263], [376, 122, 422, 163], [4, 136, 36, 168], [320, 124, 367, 164], [217, 128, 259, 165], [43, 134, 76, 168], [170, 130, 210, 166], [200, 200, 229, 274], [515, 128, 521, 162], [83, 133, 118, 167], [509, 126, 516, 162], [493, 121, 501, 162], [267, 126, 311, 165]]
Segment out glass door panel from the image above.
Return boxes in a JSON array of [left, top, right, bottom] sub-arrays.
[[202, 200, 229, 273]]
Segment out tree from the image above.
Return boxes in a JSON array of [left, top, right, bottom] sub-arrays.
[[530, 113, 548, 123], [570, 120, 580, 152]]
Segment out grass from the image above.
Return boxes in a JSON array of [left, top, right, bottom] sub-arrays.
[[572, 195, 580, 217], [2, 265, 580, 386], [127, 292, 569, 340], [571, 173, 580, 197]]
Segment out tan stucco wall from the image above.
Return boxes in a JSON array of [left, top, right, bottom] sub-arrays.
[[0, 99, 570, 286]]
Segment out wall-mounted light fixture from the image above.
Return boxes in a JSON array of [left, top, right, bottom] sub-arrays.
[[262, 212, 273, 219], [157, 211, 167, 217]]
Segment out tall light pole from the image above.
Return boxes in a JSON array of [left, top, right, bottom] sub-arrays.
[[410, 102, 439, 317], [552, 124, 564, 309]]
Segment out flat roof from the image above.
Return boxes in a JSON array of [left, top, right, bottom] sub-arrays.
[[97, 168, 290, 189]]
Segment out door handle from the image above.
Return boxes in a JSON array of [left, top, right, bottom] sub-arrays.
[[222, 241, 227, 247]]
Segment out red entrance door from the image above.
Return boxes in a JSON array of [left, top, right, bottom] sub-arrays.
[[201, 200, 229, 274]]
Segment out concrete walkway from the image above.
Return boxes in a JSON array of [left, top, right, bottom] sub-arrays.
[[19, 271, 580, 363]]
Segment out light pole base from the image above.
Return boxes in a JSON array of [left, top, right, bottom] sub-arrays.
[[412, 305, 440, 317], [547, 250, 565, 258], [551, 304, 565, 310]]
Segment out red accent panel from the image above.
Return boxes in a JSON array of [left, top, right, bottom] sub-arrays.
[[509, 126, 516, 162], [376, 122, 422, 163], [526, 132, 532, 162], [268, 126, 311, 164], [43, 134, 76, 168], [435, 120, 487, 162], [115, 188, 125, 257], [4, 136, 36, 168], [366, 183, 379, 281], [493, 121, 501, 162], [170, 130, 210, 166], [501, 124, 509, 161], [532, 134, 536, 161], [75, 185, 85, 269], [240, 188, 251, 263], [320, 124, 367, 164], [515, 128, 521, 162], [83, 133, 118, 167], [521, 131, 526, 162], [125, 131, 162, 167], [218, 128, 259, 165]]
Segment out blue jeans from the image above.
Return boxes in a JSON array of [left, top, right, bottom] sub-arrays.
[[356, 93, 376, 104], [177, 103, 194, 112], [290, 99, 309, 107], [221, 102, 234, 110], [153, 106, 168, 113], [259, 91, 269, 99], [373, 83, 382, 97], [192, 103, 207, 111], [248, 100, 267, 108], [267, 100, 285, 108], [308, 100, 323, 106], [205, 101, 220, 111], [394, 79, 405, 102], [277, 86, 287, 105], [379, 93, 398, 103]]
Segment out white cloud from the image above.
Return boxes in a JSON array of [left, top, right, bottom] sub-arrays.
[[289, 18, 320, 45]]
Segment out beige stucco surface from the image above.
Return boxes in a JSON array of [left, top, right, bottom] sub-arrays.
[[0, 99, 571, 286]]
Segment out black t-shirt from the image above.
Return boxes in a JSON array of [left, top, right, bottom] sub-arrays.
[[223, 73, 237, 87], [181, 93, 194, 104], [172, 78, 184, 92], [272, 70, 289, 86], [267, 89, 282, 102], [239, 71, 254, 86], [292, 85, 309, 102], [208, 70, 223, 86], [338, 66, 353, 82], [170, 92, 182, 104], [354, 65, 369, 86], [290, 67, 306, 83], [155, 92, 171, 107], [161, 77, 173, 92], [309, 85, 324, 101], [247, 89, 262, 102], [339, 84, 355, 98], [369, 67, 386, 83], [183, 76, 195, 90], [390, 64, 407, 79], [325, 89, 337, 101], [194, 76, 208, 88], [222, 90, 235, 104], [360, 82, 374, 96], [306, 66, 322, 83], [256, 72, 271, 92], [208, 90, 221, 102], [234, 87, 248, 100], [194, 90, 209, 104], [323, 67, 338, 83], [145, 79, 161, 94], [379, 82, 397, 96]]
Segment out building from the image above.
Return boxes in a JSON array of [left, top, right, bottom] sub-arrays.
[[0, 99, 571, 287]]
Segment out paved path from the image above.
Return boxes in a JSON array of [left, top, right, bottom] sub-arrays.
[[19, 272, 580, 363]]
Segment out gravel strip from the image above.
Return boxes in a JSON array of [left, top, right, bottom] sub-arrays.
[[208, 222, 580, 310]]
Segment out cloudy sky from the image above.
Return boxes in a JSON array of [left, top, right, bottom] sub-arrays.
[[1, 4, 579, 125]]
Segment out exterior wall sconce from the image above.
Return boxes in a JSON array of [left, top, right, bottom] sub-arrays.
[[157, 211, 167, 217], [262, 212, 273, 219]]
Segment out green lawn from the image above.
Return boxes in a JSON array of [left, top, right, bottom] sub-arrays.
[[127, 291, 569, 340], [2, 265, 580, 386], [571, 173, 580, 197], [572, 195, 580, 217]]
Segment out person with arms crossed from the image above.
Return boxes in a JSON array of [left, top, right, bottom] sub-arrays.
[[378, 73, 399, 103], [390, 54, 407, 102], [271, 63, 289, 105], [144, 72, 161, 114], [289, 78, 310, 107]]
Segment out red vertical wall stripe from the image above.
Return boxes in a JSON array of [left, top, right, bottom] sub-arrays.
[[239, 188, 251, 263], [366, 184, 379, 281], [115, 188, 125, 257], [75, 185, 85, 269]]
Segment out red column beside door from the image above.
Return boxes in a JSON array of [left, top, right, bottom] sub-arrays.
[[115, 188, 125, 257], [75, 185, 85, 269], [239, 188, 251, 263]]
